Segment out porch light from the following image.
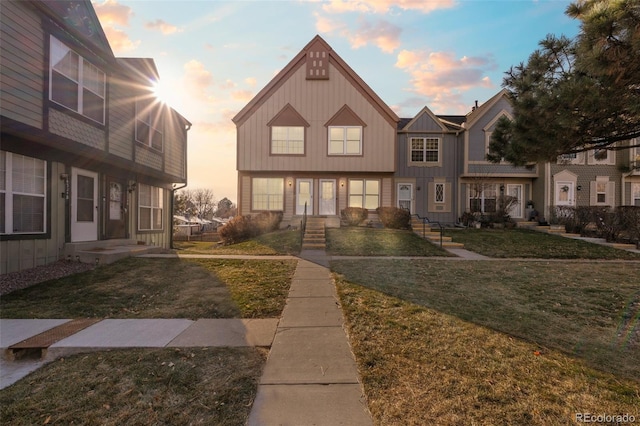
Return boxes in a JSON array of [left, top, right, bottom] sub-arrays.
[[288, 180, 292, 187]]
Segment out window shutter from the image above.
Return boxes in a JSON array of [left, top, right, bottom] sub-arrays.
[[589, 181, 597, 205], [606, 182, 615, 206]]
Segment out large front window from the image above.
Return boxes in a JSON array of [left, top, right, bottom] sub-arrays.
[[49, 36, 105, 124], [329, 126, 362, 155], [632, 183, 640, 207], [349, 179, 379, 209], [271, 126, 304, 154], [136, 98, 163, 152], [252, 178, 283, 211], [138, 184, 163, 230], [0, 151, 47, 234], [411, 137, 440, 163], [469, 184, 497, 213]]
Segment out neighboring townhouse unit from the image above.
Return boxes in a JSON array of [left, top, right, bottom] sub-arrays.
[[534, 137, 640, 219], [1, 0, 191, 273], [394, 107, 465, 224], [233, 35, 399, 227]]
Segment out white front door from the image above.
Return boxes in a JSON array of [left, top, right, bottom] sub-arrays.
[[555, 181, 575, 206], [71, 168, 98, 242], [397, 183, 413, 213], [296, 179, 313, 215], [506, 184, 523, 218], [319, 179, 336, 215]]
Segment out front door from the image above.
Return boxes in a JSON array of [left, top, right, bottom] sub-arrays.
[[397, 183, 413, 213], [319, 179, 336, 215], [106, 177, 127, 239], [71, 168, 98, 242], [506, 184, 522, 218], [296, 179, 313, 215], [555, 181, 575, 206]]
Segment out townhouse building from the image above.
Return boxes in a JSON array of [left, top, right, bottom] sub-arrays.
[[1, 0, 190, 273], [236, 35, 636, 229]]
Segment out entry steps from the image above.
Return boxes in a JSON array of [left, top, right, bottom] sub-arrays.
[[410, 217, 464, 249], [302, 218, 326, 250]]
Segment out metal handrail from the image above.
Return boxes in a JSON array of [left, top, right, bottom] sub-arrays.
[[411, 213, 444, 247], [301, 202, 308, 236]]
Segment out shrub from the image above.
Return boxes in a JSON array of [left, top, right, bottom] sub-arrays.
[[376, 207, 411, 229], [253, 211, 283, 234], [617, 206, 640, 244], [341, 207, 368, 226], [218, 211, 283, 244]]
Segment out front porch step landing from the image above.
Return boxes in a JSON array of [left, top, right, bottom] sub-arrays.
[[63, 239, 165, 266]]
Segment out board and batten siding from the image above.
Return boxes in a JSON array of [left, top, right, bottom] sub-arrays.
[[237, 63, 396, 173], [467, 97, 512, 163], [0, 0, 44, 129]]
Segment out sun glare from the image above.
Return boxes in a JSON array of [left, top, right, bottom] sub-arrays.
[[152, 80, 173, 105]]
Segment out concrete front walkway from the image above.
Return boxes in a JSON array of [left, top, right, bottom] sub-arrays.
[[247, 250, 372, 425]]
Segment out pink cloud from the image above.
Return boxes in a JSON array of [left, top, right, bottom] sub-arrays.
[[93, 0, 139, 53], [182, 60, 214, 102], [231, 90, 254, 102], [92, 0, 132, 26], [144, 19, 181, 35], [395, 49, 496, 113], [315, 13, 402, 53]]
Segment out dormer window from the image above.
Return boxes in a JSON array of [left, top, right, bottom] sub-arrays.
[[268, 104, 309, 155], [49, 36, 105, 124], [326, 105, 366, 156]]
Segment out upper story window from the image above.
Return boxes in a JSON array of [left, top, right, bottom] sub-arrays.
[[271, 126, 304, 154], [138, 184, 163, 231], [329, 126, 362, 155], [410, 137, 440, 164], [136, 98, 163, 152], [0, 151, 47, 235], [326, 105, 366, 156], [49, 36, 105, 124], [267, 104, 309, 155], [558, 152, 585, 165], [588, 147, 615, 165]]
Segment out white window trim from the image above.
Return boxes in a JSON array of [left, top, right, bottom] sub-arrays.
[[632, 183, 640, 206], [409, 137, 441, 166], [252, 178, 284, 211], [49, 35, 105, 124], [135, 98, 164, 152], [1, 151, 47, 235], [328, 126, 362, 155], [271, 126, 304, 155], [557, 152, 585, 165], [138, 184, 163, 231]]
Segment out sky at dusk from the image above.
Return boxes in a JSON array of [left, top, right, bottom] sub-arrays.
[[92, 0, 581, 204]]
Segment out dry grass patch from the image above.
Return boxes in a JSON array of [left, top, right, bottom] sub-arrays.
[[1, 258, 297, 319], [336, 279, 640, 425], [174, 229, 301, 255], [331, 259, 639, 380], [0, 347, 266, 425]]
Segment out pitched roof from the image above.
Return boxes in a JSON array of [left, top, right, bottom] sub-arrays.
[[464, 88, 511, 128], [232, 35, 399, 127], [36, 0, 114, 58]]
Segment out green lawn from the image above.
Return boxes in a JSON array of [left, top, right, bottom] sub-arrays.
[[445, 228, 640, 259], [326, 227, 452, 256]]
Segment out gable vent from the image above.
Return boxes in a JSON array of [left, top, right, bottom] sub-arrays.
[[306, 50, 329, 80]]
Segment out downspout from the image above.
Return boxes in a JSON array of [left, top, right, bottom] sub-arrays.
[[170, 182, 188, 249]]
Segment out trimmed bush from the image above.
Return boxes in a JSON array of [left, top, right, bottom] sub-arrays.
[[218, 211, 283, 244], [376, 207, 411, 229], [341, 207, 368, 226]]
